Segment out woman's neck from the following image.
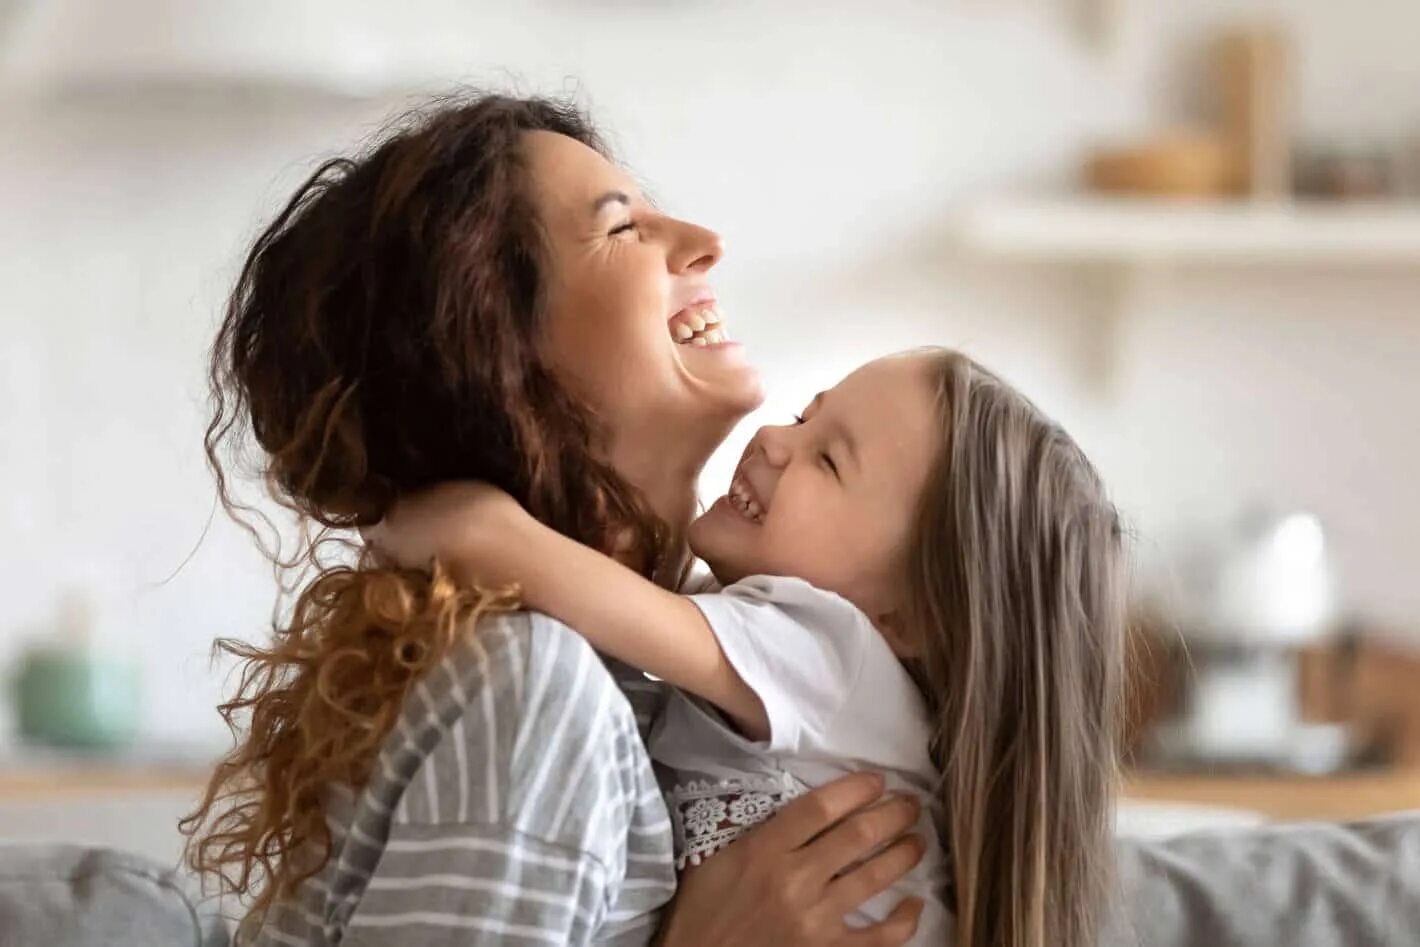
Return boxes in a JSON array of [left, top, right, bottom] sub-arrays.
[[608, 434, 708, 587]]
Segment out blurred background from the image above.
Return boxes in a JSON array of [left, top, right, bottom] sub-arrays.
[[1, 0, 1418, 871]]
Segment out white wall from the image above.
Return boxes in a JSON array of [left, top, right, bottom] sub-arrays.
[[1, 0, 1417, 742]]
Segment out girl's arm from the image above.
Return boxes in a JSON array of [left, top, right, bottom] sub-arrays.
[[365, 482, 768, 739], [499, 508, 768, 738]]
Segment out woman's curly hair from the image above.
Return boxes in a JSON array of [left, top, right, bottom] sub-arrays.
[[180, 93, 671, 934]]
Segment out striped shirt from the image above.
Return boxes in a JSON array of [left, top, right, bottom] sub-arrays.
[[250, 611, 677, 946]]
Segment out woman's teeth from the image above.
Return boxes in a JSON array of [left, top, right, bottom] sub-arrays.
[[669, 307, 729, 346]]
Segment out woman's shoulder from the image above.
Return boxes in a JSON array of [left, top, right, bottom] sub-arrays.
[[431, 609, 644, 762], [466, 608, 626, 699], [394, 609, 655, 833]]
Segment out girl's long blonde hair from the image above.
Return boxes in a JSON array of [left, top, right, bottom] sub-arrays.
[[908, 349, 1126, 947]]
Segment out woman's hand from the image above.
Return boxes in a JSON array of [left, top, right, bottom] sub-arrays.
[[361, 481, 531, 585], [658, 773, 927, 947]]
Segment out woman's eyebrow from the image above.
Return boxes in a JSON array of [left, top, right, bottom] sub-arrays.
[[592, 190, 631, 214]]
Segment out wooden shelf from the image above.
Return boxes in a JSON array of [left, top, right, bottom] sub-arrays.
[[1123, 768, 1420, 824], [0, 766, 211, 800], [0, 740, 217, 800], [961, 197, 1420, 265]]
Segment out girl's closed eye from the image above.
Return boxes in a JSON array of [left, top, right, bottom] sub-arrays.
[[609, 219, 637, 236]]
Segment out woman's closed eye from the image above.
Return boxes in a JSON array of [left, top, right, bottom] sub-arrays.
[[609, 219, 638, 237]]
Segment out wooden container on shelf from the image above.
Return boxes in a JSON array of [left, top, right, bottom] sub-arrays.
[[1085, 133, 1236, 198], [1217, 24, 1293, 198], [1297, 635, 1420, 767]]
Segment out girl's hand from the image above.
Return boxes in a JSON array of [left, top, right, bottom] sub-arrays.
[[658, 773, 927, 947], [361, 481, 531, 584]]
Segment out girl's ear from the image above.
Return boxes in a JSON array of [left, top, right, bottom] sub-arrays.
[[874, 610, 922, 659]]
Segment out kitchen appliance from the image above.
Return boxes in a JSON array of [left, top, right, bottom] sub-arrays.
[[1147, 510, 1357, 773]]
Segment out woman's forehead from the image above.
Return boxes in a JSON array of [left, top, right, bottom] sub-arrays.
[[523, 130, 636, 216]]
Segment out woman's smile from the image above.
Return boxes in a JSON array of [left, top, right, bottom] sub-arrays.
[[667, 302, 732, 347]]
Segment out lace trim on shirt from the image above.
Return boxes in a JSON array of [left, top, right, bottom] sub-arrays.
[[667, 773, 805, 869]]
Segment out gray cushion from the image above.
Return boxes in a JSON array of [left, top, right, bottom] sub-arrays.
[[0, 844, 227, 947], [1112, 812, 1420, 946]]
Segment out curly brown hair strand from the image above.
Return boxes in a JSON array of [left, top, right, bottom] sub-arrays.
[[181, 93, 670, 934]]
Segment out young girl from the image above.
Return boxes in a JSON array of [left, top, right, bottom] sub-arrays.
[[370, 347, 1127, 947]]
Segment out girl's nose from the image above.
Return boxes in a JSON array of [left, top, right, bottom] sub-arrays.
[[753, 425, 793, 468]]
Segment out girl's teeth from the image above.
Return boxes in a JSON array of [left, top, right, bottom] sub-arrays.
[[701, 308, 720, 326], [726, 477, 759, 522], [675, 323, 694, 341], [703, 329, 725, 344], [690, 337, 708, 347], [687, 312, 707, 332]]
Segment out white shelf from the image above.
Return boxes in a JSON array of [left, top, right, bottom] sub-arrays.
[[961, 197, 1420, 266]]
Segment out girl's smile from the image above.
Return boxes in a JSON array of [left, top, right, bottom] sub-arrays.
[[691, 351, 941, 655]]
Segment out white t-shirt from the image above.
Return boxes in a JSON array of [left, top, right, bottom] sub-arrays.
[[649, 574, 952, 943]]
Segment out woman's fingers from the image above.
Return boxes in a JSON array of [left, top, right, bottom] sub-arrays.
[[839, 897, 925, 947], [748, 773, 887, 851], [800, 793, 921, 884], [660, 778, 923, 947], [826, 833, 926, 915]]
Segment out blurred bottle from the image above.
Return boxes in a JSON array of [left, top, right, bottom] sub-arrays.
[[10, 590, 142, 749]]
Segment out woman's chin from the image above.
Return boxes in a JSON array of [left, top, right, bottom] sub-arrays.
[[676, 341, 765, 415]]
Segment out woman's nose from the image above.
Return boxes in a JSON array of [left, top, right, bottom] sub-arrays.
[[663, 217, 724, 274]]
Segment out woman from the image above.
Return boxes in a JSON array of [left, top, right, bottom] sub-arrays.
[[183, 93, 925, 945]]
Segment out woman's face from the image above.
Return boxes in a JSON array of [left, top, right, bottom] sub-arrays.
[[525, 131, 764, 491]]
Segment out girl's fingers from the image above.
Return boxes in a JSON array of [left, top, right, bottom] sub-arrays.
[[747, 773, 887, 852], [826, 833, 926, 915], [358, 523, 398, 568], [840, 897, 925, 947], [800, 793, 921, 884]]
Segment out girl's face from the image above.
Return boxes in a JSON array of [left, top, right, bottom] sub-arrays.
[[689, 352, 942, 653], [526, 131, 764, 491]]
